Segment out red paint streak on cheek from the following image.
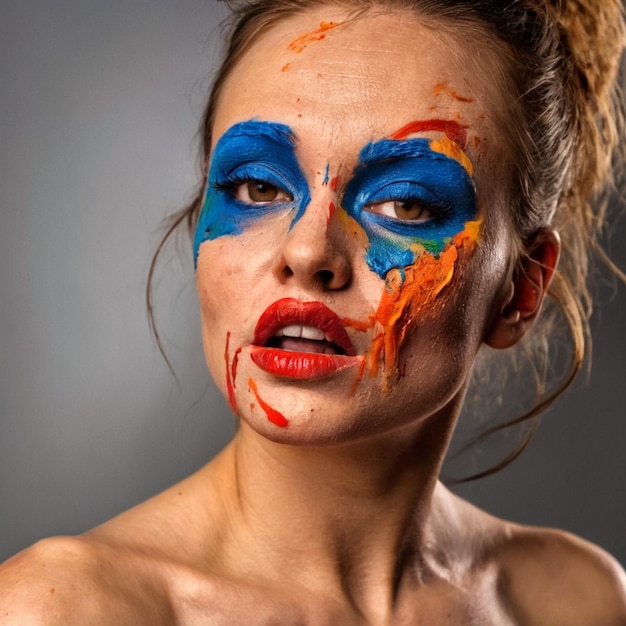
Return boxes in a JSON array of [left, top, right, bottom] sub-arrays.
[[224, 332, 238, 413], [390, 119, 468, 150], [330, 176, 338, 191], [232, 347, 242, 384], [248, 378, 289, 428]]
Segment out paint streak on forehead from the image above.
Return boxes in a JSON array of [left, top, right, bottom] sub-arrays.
[[288, 20, 343, 54]]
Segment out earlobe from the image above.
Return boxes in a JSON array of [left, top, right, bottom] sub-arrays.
[[485, 229, 560, 350]]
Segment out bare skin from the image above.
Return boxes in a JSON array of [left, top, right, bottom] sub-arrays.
[[2, 7, 625, 625], [2, 438, 625, 625]]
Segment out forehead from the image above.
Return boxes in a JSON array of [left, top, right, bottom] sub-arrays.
[[213, 7, 508, 168]]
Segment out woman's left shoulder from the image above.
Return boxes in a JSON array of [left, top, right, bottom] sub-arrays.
[[493, 523, 626, 625]]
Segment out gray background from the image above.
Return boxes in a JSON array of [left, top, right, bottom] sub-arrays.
[[1, 1, 625, 566]]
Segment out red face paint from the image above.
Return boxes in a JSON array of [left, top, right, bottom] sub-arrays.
[[224, 331, 238, 413], [327, 201, 336, 231], [390, 119, 468, 150], [248, 378, 289, 427]]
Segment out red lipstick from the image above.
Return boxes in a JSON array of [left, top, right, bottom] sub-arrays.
[[251, 298, 362, 379]]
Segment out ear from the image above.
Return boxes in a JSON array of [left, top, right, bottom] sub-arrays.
[[485, 228, 560, 349]]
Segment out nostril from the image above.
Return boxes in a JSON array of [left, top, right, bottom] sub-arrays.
[[317, 269, 335, 285]]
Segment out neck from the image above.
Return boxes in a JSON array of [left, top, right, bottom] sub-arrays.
[[207, 405, 463, 616]]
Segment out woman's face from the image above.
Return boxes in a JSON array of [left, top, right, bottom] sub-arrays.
[[195, 7, 514, 444]]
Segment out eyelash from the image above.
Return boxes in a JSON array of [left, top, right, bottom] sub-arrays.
[[211, 174, 292, 204]]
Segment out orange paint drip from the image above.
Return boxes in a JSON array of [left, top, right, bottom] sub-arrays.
[[434, 82, 474, 103], [342, 317, 371, 333], [224, 332, 238, 413], [288, 21, 341, 53], [248, 378, 289, 428], [340, 220, 480, 391], [369, 221, 481, 386], [281, 62, 291, 72]]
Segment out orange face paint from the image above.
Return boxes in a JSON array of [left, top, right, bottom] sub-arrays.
[[288, 21, 342, 53], [434, 82, 475, 103], [346, 220, 482, 391]]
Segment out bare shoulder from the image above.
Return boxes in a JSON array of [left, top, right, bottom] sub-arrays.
[[496, 524, 626, 625], [0, 535, 174, 625]]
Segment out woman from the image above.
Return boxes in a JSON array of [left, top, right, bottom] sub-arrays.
[[2, 0, 625, 623]]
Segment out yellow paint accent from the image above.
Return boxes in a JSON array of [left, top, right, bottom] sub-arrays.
[[430, 136, 474, 176]]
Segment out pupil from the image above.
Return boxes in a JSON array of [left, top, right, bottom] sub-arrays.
[[248, 181, 278, 202]]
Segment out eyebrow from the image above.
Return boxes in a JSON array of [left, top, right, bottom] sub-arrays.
[[389, 119, 468, 150]]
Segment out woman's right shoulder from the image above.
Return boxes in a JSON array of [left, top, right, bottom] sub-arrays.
[[0, 535, 176, 625]]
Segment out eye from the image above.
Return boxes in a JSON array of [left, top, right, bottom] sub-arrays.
[[235, 180, 292, 205], [366, 199, 432, 222]]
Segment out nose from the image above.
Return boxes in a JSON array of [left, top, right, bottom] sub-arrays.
[[274, 195, 352, 291]]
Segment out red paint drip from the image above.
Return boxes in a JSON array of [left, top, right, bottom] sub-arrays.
[[224, 332, 238, 413], [231, 347, 242, 384], [330, 176, 339, 191], [248, 378, 288, 428], [390, 119, 468, 150], [327, 202, 336, 230]]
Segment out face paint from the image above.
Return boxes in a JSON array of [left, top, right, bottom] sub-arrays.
[[224, 331, 240, 414], [248, 378, 289, 427], [368, 220, 481, 387], [434, 82, 474, 103], [341, 136, 477, 278], [338, 124, 479, 388], [193, 120, 311, 264], [288, 21, 341, 54], [390, 119, 468, 148], [322, 163, 330, 185]]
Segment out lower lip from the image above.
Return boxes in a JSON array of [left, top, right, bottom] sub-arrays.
[[250, 347, 362, 379]]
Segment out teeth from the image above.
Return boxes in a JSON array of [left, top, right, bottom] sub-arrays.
[[277, 325, 326, 341]]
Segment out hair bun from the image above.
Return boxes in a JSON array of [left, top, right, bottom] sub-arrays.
[[552, 0, 625, 100]]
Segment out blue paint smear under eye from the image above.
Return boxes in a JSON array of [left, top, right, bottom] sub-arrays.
[[342, 138, 476, 278], [193, 119, 311, 264]]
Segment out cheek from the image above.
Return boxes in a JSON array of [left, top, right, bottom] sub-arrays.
[[358, 220, 483, 389], [195, 243, 248, 383]]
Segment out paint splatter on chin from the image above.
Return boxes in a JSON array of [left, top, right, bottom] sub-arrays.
[[248, 378, 289, 428]]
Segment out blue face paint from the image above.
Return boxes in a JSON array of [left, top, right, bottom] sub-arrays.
[[322, 163, 330, 186], [193, 120, 311, 264], [342, 138, 476, 277]]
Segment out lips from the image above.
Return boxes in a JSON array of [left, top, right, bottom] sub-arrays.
[[250, 298, 362, 379]]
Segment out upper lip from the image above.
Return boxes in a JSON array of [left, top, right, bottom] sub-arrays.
[[253, 298, 356, 356]]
